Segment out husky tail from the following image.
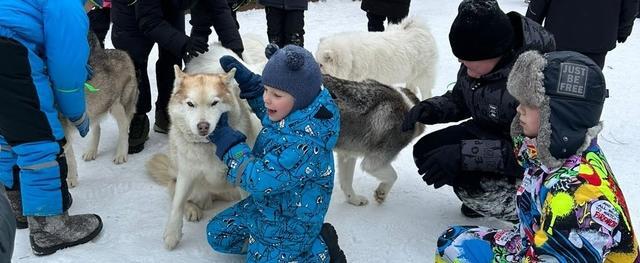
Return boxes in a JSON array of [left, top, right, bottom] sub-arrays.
[[146, 154, 176, 186]]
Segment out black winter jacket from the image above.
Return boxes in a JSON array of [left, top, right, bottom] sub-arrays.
[[526, 0, 638, 52], [414, 13, 555, 175], [257, 0, 308, 10], [361, 0, 411, 19], [135, 0, 243, 57]]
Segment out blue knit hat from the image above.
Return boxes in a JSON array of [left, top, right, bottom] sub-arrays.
[[262, 45, 322, 111]]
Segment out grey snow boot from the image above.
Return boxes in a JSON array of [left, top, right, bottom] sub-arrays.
[[6, 189, 27, 229], [28, 213, 102, 256]]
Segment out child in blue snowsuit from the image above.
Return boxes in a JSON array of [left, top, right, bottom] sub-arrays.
[[207, 45, 347, 262], [0, 0, 104, 256], [435, 51, 639, 262]]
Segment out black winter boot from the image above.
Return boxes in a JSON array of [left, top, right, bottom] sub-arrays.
[[288, 33, 304, 47], [153, 109, 170, 134], [28, 213, 102, 256], [6, 189, 27, 229], [320, 223, 346, 263], [128, 113, 149, 154], [268, 35, 283, 49]]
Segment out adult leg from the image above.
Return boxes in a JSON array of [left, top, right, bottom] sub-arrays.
[[265, 7, 287, 47], [88, 7, 112, 48], [581, 52, 607, 69], [0, 187, 15, 262], [153, 11, 184, 134], [111, 0, 154, 153], [283, 10, 305, 47], [365, 11, 385, 32]]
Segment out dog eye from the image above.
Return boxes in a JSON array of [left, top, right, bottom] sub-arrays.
[[211, 101, 218, 106], [187, 102, 195, 107]]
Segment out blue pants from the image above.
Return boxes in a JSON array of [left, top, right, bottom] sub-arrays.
[[0, 37, 70, 216], [207, 199, 330, 263]]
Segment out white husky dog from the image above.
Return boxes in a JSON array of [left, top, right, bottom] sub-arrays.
[[146, 40, 262, 250], [315, 17, 437, 99]]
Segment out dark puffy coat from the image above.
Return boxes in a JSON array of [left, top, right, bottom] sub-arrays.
[[526, 0, 639, 52], [416, 13, 555, 139], [258, 0, 308, 10], [134, 0, 243, 56], [361, 0, 411, 19]]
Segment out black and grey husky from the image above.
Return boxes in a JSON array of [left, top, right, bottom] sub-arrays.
[[323, 75, 424, 206], [63, 32, 138, 187]]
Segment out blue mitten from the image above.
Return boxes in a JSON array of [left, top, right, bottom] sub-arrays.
[[70, 112, 90, 137], [264, 43, 279, 59], [207, 113, 247, 159], [219, 55, 263, 99]]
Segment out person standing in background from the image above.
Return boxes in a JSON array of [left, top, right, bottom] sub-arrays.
[[526, 0, 639, 68], [361, 0, 410, 32]]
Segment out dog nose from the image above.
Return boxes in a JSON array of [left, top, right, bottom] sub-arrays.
[[197, 122, 210, 136]]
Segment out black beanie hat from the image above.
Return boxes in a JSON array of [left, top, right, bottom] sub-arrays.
[[449, 0, 514, 61]]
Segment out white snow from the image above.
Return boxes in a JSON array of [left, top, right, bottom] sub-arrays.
[[10, 0, 640, 262]]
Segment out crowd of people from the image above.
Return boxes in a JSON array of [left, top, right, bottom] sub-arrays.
[[1, 0, 638, 262]]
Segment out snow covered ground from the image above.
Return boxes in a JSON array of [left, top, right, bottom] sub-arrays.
[[10, 0, 640, 262]]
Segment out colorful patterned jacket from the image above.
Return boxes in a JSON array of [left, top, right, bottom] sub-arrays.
[[513, 135, 638, 262]]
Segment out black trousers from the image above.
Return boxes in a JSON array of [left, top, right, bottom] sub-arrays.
[[365, 11, 404, 32], [110, 0, 183, 114], [412, 124, 519, 221], [88, 7, 111, 48], [265, 7, 305, 47], [581, 52, 607, 69]]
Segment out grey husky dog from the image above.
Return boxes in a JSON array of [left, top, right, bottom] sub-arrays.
[[63, 32, 138, 187], [323, 75, 424, 206]]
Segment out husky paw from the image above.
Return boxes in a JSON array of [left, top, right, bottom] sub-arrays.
[[82, 149, 98, 161], [374, 188, 388, 203], [346, 194, 369, 206], [163, 228, 182, 250], [113, 154, 128, 164], [185, 203, 203, 222], [66, 175, 79, 188]]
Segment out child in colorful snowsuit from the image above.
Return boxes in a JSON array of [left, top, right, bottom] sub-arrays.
[[436, 51, 639, 262], [207, 45, 347, 262]]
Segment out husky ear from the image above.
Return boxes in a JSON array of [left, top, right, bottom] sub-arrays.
[[174, 65, 185, 79], [224, 68, 237, 85]]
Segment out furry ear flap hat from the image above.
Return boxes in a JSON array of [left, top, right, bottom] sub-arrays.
[[507, 50, 608, 168]]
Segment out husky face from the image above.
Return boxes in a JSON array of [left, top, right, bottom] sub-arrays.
[[170, 66, 237, 140]]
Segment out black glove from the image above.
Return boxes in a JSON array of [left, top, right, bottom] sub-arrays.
[[402, 102, 429, 132], [183, 36, 209, 59], [618, 36, 627, 43], [417, 144, 461, 189]]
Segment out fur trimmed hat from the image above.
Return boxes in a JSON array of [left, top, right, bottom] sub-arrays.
[[262, 45, 322, 111], [507, 50, 608, 168], [449, 0, 514, 61]]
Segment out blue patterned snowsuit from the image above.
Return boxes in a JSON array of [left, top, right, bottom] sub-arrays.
[[0, 0, 90, 215], [207, 87, 340, 263]]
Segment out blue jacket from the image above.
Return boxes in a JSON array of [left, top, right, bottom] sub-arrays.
[[0, 0, 90, 139], [222, 87, 340, 245]]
